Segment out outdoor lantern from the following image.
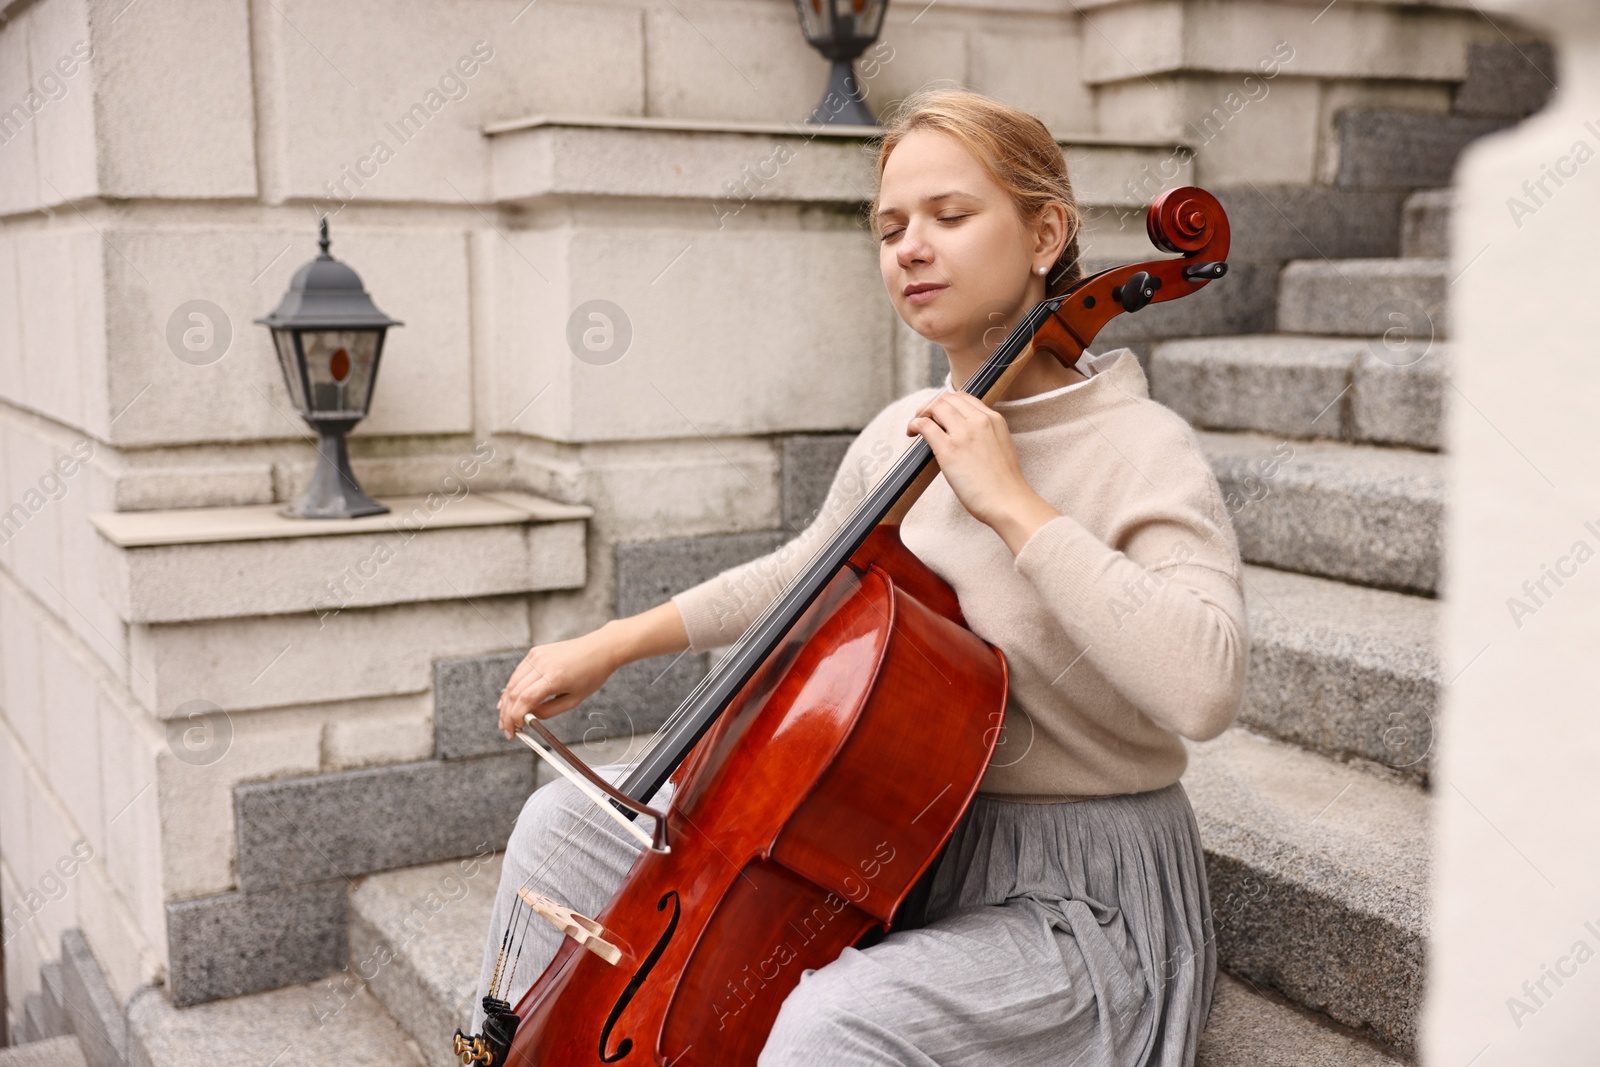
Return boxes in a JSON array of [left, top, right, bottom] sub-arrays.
[[793, 0, 889, 126], [256, 218, 402, 519]]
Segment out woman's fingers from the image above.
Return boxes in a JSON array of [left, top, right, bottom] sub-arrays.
[[499, 667, 551, 737], [911, 392, 990, 433], [495, 630, 619, 739], [506, 654, 547, 694]]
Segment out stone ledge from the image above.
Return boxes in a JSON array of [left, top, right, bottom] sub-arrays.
[[233, 754, 533, 894], [483, 113, 885, 139], [89, 491, 589, 624], [486, 114, 1190, 209], [1151, 335, 1365, 441], [1077, 0, 1503, 85], [89, 491, 590, 548], [1353, 347, 1448, 451]]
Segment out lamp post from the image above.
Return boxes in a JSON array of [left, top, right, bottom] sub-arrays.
[[793, 0, 889, 126], [256, 219, 402, 519]]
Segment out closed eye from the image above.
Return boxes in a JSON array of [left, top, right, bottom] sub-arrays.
[[879, 215, 972, 243]]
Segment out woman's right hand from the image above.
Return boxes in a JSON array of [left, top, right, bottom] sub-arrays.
[[497, 626, 622, 740]]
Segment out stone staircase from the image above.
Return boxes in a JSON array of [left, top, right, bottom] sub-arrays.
[[1148, 179, 1460, 1061]]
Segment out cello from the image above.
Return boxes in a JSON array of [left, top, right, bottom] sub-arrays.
[[454, 185, 1231, 1067]]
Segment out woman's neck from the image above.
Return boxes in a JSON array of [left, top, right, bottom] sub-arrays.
[[949, 351, 1089, 402]]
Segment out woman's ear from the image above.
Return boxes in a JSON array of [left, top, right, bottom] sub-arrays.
[[1033, 202, 1070, 265]]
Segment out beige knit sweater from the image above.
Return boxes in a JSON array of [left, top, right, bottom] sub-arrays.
[[669, 348, 1250, 801]]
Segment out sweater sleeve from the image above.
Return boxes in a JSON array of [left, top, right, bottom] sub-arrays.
[[670, 392, 928, 652], [1010, 466, 1251, 743]]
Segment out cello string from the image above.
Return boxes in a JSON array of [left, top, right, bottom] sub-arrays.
[[615, 384, 960, 789], [492, 786, 658, 1004], [490, 742, 659, 1002]]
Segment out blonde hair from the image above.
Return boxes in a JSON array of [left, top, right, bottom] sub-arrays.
[[869, 86, 1085, 295]]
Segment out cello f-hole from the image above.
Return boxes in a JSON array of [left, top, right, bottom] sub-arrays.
[[600, 889, 682, 1063]]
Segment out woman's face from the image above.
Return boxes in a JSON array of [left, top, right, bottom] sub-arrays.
[[876, 128, 1051, 365]]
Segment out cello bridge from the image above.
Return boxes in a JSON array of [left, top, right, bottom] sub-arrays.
[[517, 887, 623, 966]]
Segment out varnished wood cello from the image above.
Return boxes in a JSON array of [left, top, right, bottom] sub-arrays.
[[454, 186, 1231, 1067]]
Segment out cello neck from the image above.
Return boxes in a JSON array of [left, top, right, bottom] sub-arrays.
[[615, 183, 1233, 810]]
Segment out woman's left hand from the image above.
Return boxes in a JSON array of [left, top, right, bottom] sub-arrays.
[[906, 391, 1039, 530]]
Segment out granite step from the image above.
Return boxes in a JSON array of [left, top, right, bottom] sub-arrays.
[[337, 734, 653, 1067], [1197, 973, 1406, 1067], [126, 980, 424, 1067], [0, 1037, 87, 1067], [1400, 188, 1453, 259], [1277, 257, 1450, 344], [351, 851, 1413, 1067], [1184, 727, 1429, 1059], [1149, 334, 1446, 450], [1240, 564, 1437, 786], [1333, 109, 1511, 189], [1198, 431, 1444, 595], [348, 854, 504, 1067]]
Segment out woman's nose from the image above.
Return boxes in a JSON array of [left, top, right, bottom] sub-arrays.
[[896, 219, 931, 265]]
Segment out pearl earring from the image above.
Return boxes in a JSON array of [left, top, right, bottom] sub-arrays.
[[1036, 266, 1047, 276]]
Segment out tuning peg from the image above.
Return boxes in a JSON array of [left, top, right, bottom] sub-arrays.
[[1183, 261, 1228, 281], [1112, 271, 1161, 313]]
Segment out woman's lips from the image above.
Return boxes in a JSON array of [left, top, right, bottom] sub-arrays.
[[906, 285, 947, 305]]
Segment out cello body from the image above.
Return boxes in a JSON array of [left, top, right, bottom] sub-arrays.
[[505, 524, 1008, 1065]]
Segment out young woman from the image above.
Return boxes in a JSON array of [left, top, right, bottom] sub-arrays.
[[474, 87, 1249, 1066]]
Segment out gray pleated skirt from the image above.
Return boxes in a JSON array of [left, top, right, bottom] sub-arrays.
[[476, 772, 1216, 1066]]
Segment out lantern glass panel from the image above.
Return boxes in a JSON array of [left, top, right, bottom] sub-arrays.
[[271, 329, 310, 413], [300, 329, 380, 416], [832, 0, 880, 35], [796, 0, 826, 39], [858, 0, 886, 37]]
